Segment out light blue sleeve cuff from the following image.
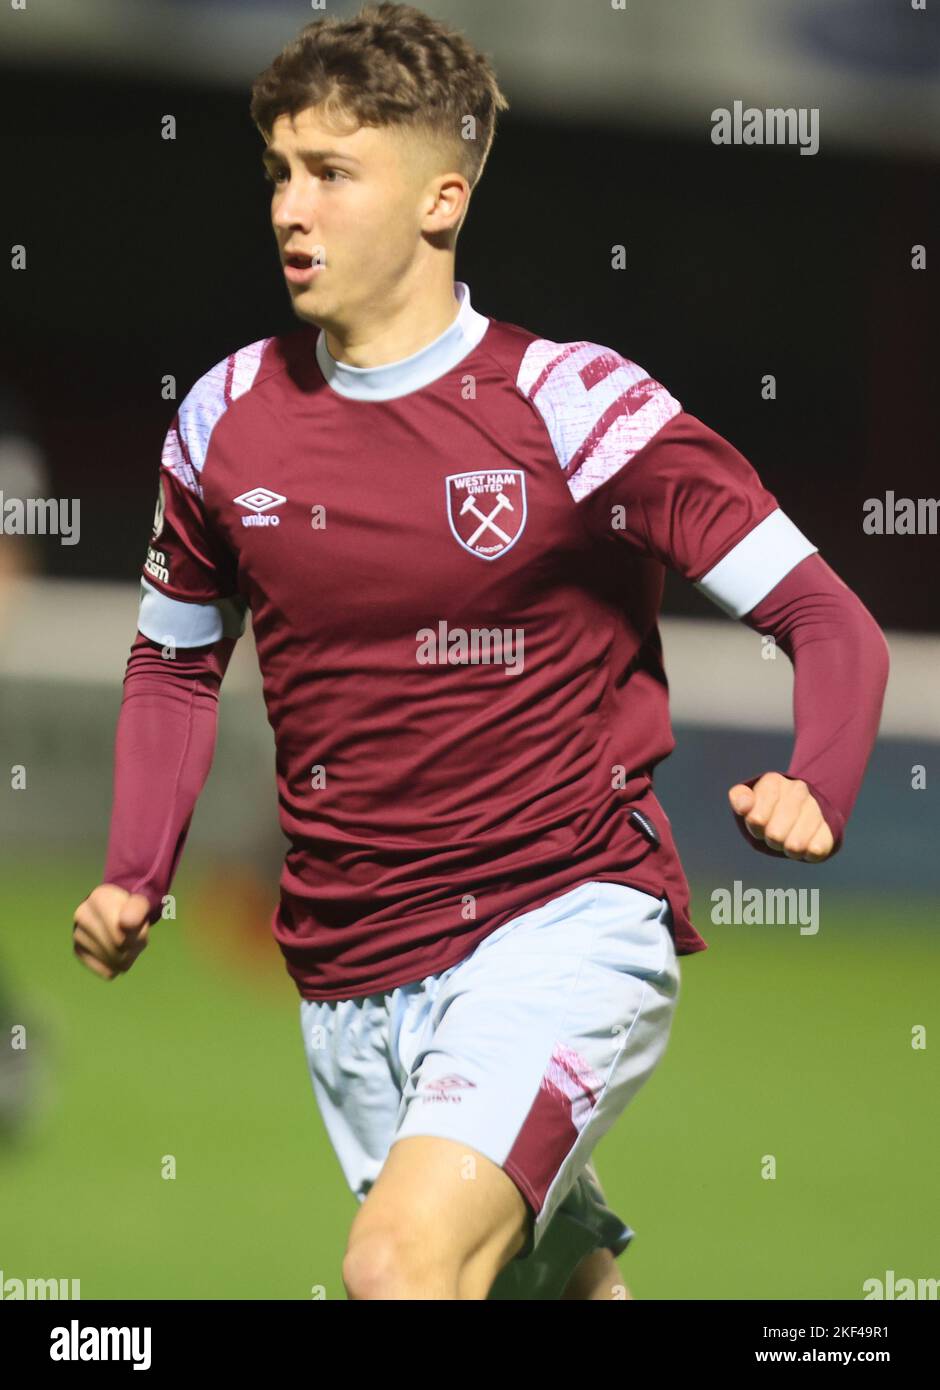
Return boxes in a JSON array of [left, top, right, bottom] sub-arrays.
[[694, 509, 818, 619], [138, 578, 247, 647]]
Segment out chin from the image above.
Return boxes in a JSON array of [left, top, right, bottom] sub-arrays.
[[290, 294, 326, 325]]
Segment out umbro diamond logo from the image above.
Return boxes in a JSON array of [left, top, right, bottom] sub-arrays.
[[234, 487, 286, 527], [418, 1074, 478, 1104]]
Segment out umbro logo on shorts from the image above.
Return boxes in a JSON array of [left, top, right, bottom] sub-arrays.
[[417, 1073, 478, 1104], [234, 487, 287, 527]]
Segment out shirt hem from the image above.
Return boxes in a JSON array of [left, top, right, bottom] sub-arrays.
[[290, 870, 708, 1003]]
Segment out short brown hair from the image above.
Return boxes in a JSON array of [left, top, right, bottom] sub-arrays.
[[249, 3, 509, 192]]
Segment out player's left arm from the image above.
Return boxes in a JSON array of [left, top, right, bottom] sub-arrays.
[[715, 550, 890, 862], [572, 401, 890, 862]]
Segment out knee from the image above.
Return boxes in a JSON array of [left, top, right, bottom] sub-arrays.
[[342, 1226, 456, 1300]]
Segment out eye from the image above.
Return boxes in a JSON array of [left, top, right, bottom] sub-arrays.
[[263, 165, 347, 187]]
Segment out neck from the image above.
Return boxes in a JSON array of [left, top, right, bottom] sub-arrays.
[[324, 264, 460, 369], [314, 279, 489, 403]]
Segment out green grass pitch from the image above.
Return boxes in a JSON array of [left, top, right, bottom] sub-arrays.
[[1, 855, 936, 1300]]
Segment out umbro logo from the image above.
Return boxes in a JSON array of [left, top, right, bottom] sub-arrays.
[[234, 487, 286, 528], [418, 1074, 478, 1104]]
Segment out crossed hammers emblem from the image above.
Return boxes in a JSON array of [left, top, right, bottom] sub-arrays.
[[459, 491, 515, 546]]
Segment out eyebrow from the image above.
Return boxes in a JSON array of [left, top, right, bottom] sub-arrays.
[[261, 147, 362, 166]]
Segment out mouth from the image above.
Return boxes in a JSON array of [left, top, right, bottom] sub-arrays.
[[283, 251, 323, 285]]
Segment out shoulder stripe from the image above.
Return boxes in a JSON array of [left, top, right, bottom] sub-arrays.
[[230, 338, 268, 400], [517, 338, 682, 503], [524, 340, 592, 400], [163, 337, 273, 498], [223, 353, 236, 407]]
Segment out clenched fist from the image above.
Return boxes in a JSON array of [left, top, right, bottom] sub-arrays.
[[72, 884, 152, 980], [728, 773, 835, 863]]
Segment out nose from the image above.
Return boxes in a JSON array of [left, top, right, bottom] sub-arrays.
[[272, 181, 315, 232]]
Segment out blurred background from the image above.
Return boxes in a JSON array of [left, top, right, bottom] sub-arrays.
[[0, 0, 937, 1300]]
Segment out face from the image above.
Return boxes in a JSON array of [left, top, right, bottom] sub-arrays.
[[263, 105, 466, 330]]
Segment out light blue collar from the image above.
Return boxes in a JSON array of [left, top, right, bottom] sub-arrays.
[[315, 281, 489, 401]]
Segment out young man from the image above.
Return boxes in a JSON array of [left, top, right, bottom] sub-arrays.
[[72, 4, 889, 1300]]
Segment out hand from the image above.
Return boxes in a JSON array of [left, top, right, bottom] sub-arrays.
[[728, 773, 835, 863], [72, 884, 152, 980]]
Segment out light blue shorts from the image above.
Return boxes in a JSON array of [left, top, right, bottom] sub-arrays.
[[299, 880, 681, 1299]]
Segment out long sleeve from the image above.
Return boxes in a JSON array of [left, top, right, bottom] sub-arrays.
[[102, 630, 237, 923], [103, 357, 250, 919], [564, 381, 890, 858], [731, 553, 890, 857]]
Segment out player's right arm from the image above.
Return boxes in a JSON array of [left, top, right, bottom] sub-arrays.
[[73, 394, 247, 981]]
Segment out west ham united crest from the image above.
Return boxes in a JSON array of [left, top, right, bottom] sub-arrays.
[[445, 469, 527, 560]]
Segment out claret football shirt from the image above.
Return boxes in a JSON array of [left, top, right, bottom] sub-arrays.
[[136, 280, 818, 1000]]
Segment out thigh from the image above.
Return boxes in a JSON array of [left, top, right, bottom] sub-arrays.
[[349, 1133, 530, 1276], [389, 881, 680, 1272], [306, 979, 532, 1297]]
